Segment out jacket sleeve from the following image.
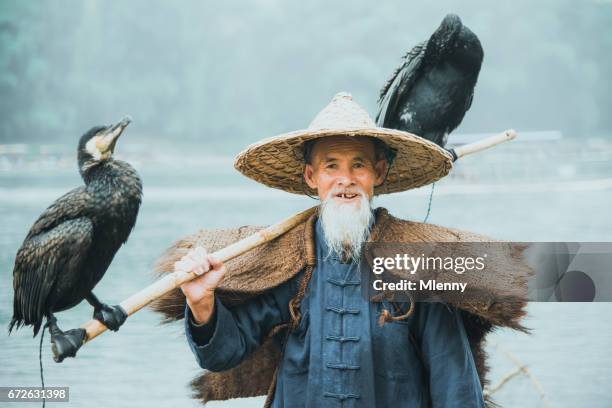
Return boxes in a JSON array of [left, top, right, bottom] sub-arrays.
[[184, 275, 298, 372], [416, 303, 486, 408]]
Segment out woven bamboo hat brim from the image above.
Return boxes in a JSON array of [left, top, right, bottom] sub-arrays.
[[234, 92, 453, 196]]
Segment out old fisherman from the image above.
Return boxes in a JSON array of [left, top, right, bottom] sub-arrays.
[[152, 93, 530, 407]]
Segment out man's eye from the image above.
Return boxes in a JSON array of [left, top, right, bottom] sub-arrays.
[[353, 163, 365, 168], [326, 164, 337, 169]]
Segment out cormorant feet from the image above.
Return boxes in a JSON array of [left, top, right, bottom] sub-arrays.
[[93, 304, 127, 331], [50, 328, 86, 363]]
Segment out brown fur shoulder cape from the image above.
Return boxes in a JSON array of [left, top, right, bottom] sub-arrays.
[[151, 207, 531, 406]]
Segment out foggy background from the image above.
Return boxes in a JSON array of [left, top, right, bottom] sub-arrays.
[[1, 1, 612, 408], [1, 0, 611, 149]]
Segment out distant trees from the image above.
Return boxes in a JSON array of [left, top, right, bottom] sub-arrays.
[[0, 0, 610, 145]]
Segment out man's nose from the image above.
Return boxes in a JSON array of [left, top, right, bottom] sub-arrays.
[[335, 172, 355, 187]]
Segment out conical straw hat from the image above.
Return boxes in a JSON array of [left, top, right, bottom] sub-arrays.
[[234, 92, 453, 196]]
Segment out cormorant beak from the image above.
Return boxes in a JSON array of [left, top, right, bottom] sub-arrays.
[[98, 116, 132, 155]]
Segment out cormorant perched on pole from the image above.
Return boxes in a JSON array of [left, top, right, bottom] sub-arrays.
[[376, 14, 483, 147], [9, 117, 142, 361]]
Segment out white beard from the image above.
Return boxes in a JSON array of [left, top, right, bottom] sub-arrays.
[[320, 187, 373, 262]]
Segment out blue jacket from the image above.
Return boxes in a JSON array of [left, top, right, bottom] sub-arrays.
[[185, 219, 485, 407]]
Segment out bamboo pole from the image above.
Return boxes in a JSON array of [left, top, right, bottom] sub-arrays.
[[450, 129, 517, 161], [79, 206, 317, 344]]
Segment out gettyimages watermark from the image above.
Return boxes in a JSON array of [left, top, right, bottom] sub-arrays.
[[359, 242, 612, 303]]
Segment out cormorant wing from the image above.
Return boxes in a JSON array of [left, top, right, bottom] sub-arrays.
[[12, 218, 94, 335], [26, 186, 91, 238], [12, 187, 94, 335], [376, 41, 427, 128]]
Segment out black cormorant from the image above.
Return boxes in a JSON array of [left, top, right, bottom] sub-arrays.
[[376, 14, 483, 147], [9, 117, 142, 361]]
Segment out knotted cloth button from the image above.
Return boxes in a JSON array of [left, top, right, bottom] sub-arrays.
[[326, 277, 361, 287], [325, 362, 361, 370], [325, 306, 360, 315], [323, 392, 361, 401], [326, 334, 361, 343]]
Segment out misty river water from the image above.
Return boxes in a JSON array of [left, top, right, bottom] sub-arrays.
[[1, 137, 612, 407]]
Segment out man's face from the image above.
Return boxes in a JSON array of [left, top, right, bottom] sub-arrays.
[[303, 136, 387, 203]]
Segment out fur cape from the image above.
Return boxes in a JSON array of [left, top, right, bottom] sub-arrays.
[[151, 207, 531, 406]]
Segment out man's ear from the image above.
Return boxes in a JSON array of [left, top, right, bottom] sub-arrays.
[[373, 159, 388, 186], [303, 164, 318, 190]]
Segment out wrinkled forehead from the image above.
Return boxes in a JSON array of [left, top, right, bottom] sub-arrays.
[[308, 136, 377, 163]]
